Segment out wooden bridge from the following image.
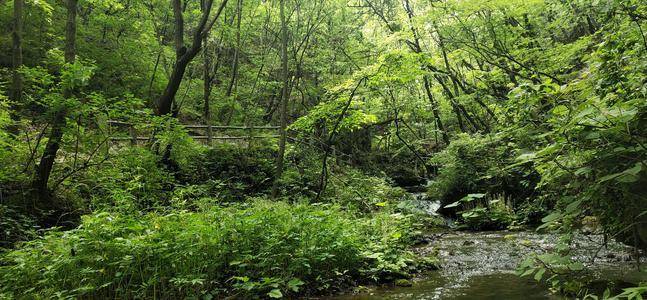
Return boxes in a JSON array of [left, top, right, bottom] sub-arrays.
[[107, 120, 280, 146]]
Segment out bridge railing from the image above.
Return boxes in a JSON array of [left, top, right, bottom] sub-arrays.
[[107, 120, 279, 146]]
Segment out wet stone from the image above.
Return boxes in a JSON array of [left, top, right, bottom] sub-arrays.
[[394, 279, 413, 287]]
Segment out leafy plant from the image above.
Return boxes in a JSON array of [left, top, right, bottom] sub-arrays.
[[428, 133, 538, 211], [0, 200, 430, 299], [0, 205, 38, 250]]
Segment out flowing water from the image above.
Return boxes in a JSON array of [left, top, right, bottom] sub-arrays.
[[333, 184, 646, 299]]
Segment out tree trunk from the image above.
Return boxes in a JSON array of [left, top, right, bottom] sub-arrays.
[[32, 0, 77, 203], [225, 0, 242, 97], [224, 0, 243, 125], [202, 1, 214, 144], [271, 0, 289, 198], [402, 0, 450, 145], [203, 40, 213, 144], [158, 57, 192, 116], [9, 0, 24, 134], [423, 76, 450, 145], [158, 0, 187, 116], [156, 0, 229, 116]]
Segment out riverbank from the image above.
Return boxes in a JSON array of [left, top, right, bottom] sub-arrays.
[[333, 229, 646, 299]]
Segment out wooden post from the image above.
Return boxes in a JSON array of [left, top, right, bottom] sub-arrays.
[[129, 125, 137, 146], [246, 122, 253, 148], [207, 124, 213, 146]]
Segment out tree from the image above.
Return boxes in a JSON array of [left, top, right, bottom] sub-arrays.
[[271, 0, 289, 198], [157, 0, 229, 116], [9, 0, 24, 134], [401, 0, 449, 145], [364, 0, 450, 145], [225, 0, 242, 99], [32, 0, 78, 203]]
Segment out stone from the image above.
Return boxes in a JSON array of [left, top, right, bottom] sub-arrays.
[[394, 279, 413, 287]]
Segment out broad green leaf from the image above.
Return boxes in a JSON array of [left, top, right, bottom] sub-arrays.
[[534, 268, 546, 281], [568, 262, 584, 271], [624, 164, 643, 176], [520, 268, 535, 277], [599, 172, 621, 183], [467, 193, 486, 199], [287, 278, 304, 292], [268, 289, 283, 298], [585, 132, 600, 140], [444, 201, 461, 208], [565, 200, 582, 215], [575, 167, 592, 176], [616, 174, 639, 183], [541, 212, 562, 223], [517, 152, 536, 162]]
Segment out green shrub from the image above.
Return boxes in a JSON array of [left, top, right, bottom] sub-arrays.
[[183, 144, 276, 201], [276, 148, 411, 214], [462, 199, 516, 231], [370, 150, 428, 187], [428, 133, 538, 210], [78, 143, 276, 211], [277, 147, 322, 198], [0, 200, 427, 299], [81, 147, 175, 212], [0, 205, 38, 250], [358, 211, 435, 280], [444, 193, 516, 230], [153, 116, 205, 170], [322, 168, 410, 213], [516, 198, 551, 226], [0, 98, 30, 195]]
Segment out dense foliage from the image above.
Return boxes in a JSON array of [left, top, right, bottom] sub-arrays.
[[0, 0, 645, 298], [0, 200, 430, 298]]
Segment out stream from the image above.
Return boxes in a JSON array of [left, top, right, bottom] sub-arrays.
[[333, 184, 646, 299]]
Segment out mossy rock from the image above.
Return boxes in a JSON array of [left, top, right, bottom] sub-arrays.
[[503, 234, 516, 241], [520, 239, 533, 247], [394, 279, 413, 287]]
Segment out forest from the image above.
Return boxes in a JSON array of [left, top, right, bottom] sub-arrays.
[[0, 0, 646, 298]]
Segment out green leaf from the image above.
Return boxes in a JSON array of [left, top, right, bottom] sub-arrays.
[[616, 174, 639, 183], [287, 278, 304, 292], [585, 132, 600, 140], [232, 276, 249, 283], [565, 200, 582, 215], [625, 164, 643, 176], [467, 193, 486, 199], [459, 193, 486, 203], [574, 167, 592, 176], [599, 172, 621, 183], [444, 201, 461, 208], [568, 262, 584, 271], [534, 268, 546, 281], [516, 152, 536, 162], [267, 289, 283, 298], [520, 268, 535, 277], [541, 212, 562, 223]]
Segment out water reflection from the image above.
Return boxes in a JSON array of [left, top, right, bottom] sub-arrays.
[[334, 273, 561, 299]]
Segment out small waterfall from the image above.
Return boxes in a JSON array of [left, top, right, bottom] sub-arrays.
[[401, 180, 442, 216], [409, 191, 442, 216]]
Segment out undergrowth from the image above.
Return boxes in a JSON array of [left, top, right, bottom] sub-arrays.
[[0, 200, 434, 299]]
